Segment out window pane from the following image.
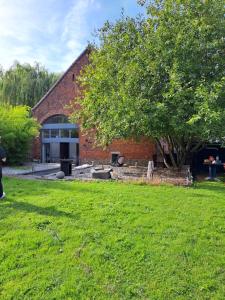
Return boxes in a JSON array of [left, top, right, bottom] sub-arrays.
[[42, 130, 50, 138], [61, 129, 70, 138], [51, 129, 59, 138], [71, 129, 79, 138], [44, 115, 69, 124]]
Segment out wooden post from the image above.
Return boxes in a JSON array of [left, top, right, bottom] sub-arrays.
[[147, 160, 154, 180]]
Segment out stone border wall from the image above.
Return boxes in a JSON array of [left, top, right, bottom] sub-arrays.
[[110, 165, 192, 186], [80, 159, 151, 167]]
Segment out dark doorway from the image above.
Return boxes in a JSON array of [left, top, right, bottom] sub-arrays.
[[60, 143, 69, 159], [111, 153, 120, 165]]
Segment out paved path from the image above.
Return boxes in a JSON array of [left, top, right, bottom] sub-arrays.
[[2, 163, 60, 176]]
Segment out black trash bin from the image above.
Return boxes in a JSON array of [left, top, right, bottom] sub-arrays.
[[60, 159, 73, 176]]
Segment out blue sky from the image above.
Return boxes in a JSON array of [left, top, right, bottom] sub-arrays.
[[0, 0, 144, 72]]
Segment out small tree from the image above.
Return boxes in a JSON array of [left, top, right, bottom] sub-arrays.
[[72, 0, 225, 168], [0, 105, 39, 164]]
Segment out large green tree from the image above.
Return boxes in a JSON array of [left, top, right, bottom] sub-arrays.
[[72, 0, 225, 168], [0, 62, 59, 107]]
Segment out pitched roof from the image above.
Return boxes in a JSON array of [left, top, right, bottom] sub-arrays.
[[32, 47, 90, 111]]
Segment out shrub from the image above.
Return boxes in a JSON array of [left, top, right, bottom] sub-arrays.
[[0, 105, 39, 164]]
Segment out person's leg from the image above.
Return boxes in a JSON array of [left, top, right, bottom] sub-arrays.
[[0, 167, 3, 197], [212, 165, 217, 179], [209, 166, 212, 179]]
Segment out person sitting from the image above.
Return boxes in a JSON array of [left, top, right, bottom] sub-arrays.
[[208, 155, 221, 180]]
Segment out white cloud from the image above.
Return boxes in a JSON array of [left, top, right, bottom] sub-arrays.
[[60, 0, 101, 70], [0, 0, 101, 72]]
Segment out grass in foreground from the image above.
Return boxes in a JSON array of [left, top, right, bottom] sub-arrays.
[[0, 177, 225, 299]]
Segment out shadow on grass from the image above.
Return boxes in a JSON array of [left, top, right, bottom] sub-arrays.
[[196, 183, 225, 195], [0, 199, 79, 220], [4, 176, 106, 195]]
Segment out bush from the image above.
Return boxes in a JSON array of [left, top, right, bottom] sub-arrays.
[[0, 105, 39, 164]]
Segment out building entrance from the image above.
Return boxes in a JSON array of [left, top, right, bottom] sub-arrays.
[[41, 115, 79, 163], [60, 143, 69, 159]]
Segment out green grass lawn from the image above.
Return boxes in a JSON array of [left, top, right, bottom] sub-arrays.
[[0, 177, 225, 299]]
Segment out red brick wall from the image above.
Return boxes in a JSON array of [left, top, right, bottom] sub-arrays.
[[32, 137, 41, 160], [79, 135, 155, 165], [32, 48, 156, 165], [32, 49, 88, 124]]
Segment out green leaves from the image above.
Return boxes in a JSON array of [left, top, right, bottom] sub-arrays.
[[71, 0, 225, 167], [0, 105, 39, 164], [0, 62, 60, 107]]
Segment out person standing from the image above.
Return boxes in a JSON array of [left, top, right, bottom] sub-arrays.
[[0, 137, 6, 199]]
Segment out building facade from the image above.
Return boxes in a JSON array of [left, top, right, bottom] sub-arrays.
[[32, 48, 156, 166]]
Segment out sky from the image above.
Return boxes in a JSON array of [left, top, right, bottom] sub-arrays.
[[0, 0, 145, 72]]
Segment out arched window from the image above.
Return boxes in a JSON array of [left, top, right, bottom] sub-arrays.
[[41, 114, 79, 140], [43, 114, 69, 124]]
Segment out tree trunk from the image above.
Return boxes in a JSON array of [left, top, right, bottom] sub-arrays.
[[155, 138, 172, 169], [155, 137, 195, 169]]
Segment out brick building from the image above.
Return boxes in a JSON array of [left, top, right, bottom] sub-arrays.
[[32, 48, 156, 166]]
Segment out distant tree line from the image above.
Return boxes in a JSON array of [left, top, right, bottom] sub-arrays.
[[0, 62, 60, 107]]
